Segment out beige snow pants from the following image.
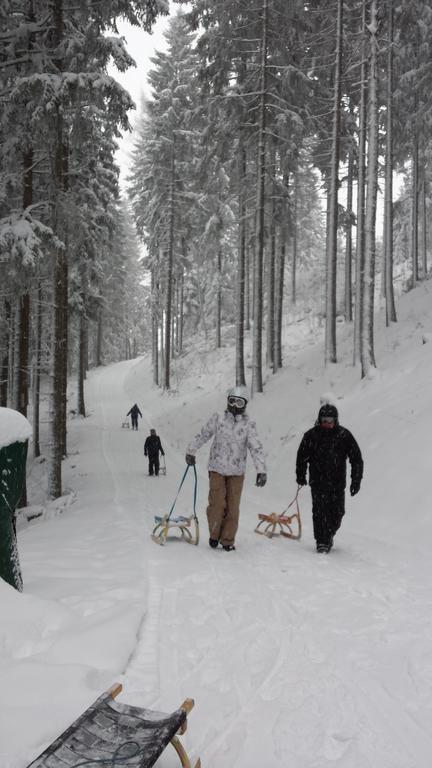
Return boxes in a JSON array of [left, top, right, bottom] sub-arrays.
[[207, 471, 245, 546]]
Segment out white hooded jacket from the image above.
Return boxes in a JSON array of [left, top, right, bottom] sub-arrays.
[[186, 411, 267, 476]]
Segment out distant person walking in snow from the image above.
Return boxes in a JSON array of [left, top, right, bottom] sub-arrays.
[[296, 403, 363, 553], [144, 429, 165, 476], [127, 404, 142, 431], [185, 386, 267, 551]]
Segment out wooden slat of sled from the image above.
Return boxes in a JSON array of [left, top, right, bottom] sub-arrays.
[[25, 683, 200, 768]]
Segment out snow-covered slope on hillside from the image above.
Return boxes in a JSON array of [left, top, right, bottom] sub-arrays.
[[2, 281, 432, 768]]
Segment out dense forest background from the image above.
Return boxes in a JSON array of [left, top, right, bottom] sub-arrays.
[[1, 0, 431, 499]]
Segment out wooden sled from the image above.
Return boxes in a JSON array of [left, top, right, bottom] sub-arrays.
[[122, 420, 130, 429], [152, 465, 199, 546], [152, 514, 199, 546], [255, 486, 302, 540], [26, 683, 201, 768], [160, 455, 167, 476]]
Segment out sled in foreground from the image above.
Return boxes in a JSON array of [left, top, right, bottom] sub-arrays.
[[255, 486, 302, 540], [152, 465, 199, 546], [26, 683, 201, 768]]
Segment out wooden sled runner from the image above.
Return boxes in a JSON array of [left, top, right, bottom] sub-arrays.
[[152, 465, 199, 546], [255, 486, 302, 540], [26, 683, 201, 768]]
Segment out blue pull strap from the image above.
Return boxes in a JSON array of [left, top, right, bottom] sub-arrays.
[[167, 465, 198, 521]]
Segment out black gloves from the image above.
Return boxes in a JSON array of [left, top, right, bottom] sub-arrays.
[[256, 473, 267, 487], [296, 477, 307, 487], [161, 451, 165, 456], [350, 481, 360, 496], [185, 453, 196, 466]]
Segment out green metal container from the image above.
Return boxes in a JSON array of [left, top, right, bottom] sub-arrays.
[[0, 408, 32, 591]]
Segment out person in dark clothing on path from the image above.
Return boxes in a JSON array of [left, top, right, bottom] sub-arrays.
[[127, 404, 142, 430], [144, 429, 165, 476], [296, 403, 363, 553]]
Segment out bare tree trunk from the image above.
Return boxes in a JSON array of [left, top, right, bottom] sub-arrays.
[[245, 238, 251, 332], [48, 0, 68, 499], [266, 141, 276, 368], [252, 0, 268, 395], [411, 125, 419, 286], [353, 0, 367, 365], [384, 0, 397, 325], [421, 169, 428, 276], [361, 0, 378, 377], [291, 167, 298, 305], [164, 148, 175, 389], [77, 313, 86, 417], [96, 307, 103, 366], [0, 300, 10, 407], [178, 266, 184, 353], [274, 168, 288, 373], [33, 283, 42, 458], [345, 111, 354, 322], [325, 0, 343, 365], [216, 247, 222, 349]]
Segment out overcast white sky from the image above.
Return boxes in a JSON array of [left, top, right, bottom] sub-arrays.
[[109, 14, 171, 188]]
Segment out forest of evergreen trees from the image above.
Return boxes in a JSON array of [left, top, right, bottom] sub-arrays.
[[1, 0, 431, 499]]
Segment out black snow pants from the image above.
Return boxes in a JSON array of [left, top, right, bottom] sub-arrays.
[[131, 416, 138, 430], [148, 454, 160, 476], [311, 485, 345, 546]]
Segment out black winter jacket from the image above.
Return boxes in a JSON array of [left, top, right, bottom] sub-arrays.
[[144, 435, 164, 458], [296, 425, 363, 489]]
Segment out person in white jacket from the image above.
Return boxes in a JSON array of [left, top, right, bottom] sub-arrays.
[[185, 386, 267, 551]]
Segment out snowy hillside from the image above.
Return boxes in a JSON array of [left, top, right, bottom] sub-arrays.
[[2, 281, 432, 768]]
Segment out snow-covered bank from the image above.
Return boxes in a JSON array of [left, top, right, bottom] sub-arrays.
[[2, 282, 432, 767]]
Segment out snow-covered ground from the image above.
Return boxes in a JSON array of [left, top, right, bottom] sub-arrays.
[[2, 281, 432, 768]]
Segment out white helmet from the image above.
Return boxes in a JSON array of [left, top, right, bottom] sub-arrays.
[[227, 385, 249, 402]]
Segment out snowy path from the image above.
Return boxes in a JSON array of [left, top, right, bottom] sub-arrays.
[[6, 348, 432, 768], [84, 360, 432, 768]]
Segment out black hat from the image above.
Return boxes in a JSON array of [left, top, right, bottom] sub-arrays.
[[318, 403, 339, 421]]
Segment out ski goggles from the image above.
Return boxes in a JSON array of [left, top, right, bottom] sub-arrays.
[[228, 396, 247, 408], [320, 416, 336, 424]]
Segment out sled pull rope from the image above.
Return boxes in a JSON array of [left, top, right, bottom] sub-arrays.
[[280, 485, 302, 519], [167, 464, 198, 522]]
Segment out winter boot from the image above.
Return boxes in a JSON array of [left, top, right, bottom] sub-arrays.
[[316, 543, 330, 554], [222, 544, 236, 551], [209, 538, 219, 548]]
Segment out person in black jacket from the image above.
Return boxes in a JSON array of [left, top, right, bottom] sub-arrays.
[[127, 404, 142, 430], [144, 429, 165, 476], [296, 403, 363, 553]]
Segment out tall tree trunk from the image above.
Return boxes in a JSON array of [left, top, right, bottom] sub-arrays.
[[266, 141, 276, 368], [291, 167, 298, 305], [344, 110, 354, 322], [252, 0, 268, 394], [235, 103, 246, 385], [77, 313, 86, 417], [216, 247, 222, 348], [361, 0, 378, 377], [411, 124, 419, 286], [1, 301, 11, 407], [325, 0, 343, 364], [164, 148, 175, 389], [274, 169, 288, 373], [48, 0, 68, 498], [353, 0, 367, 365], [33, 282, 42, 458], [421, 169, 428, 276], [384, 0, 397, 325], [96, 307, 103, 366], [178, 266, 184, 354]]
